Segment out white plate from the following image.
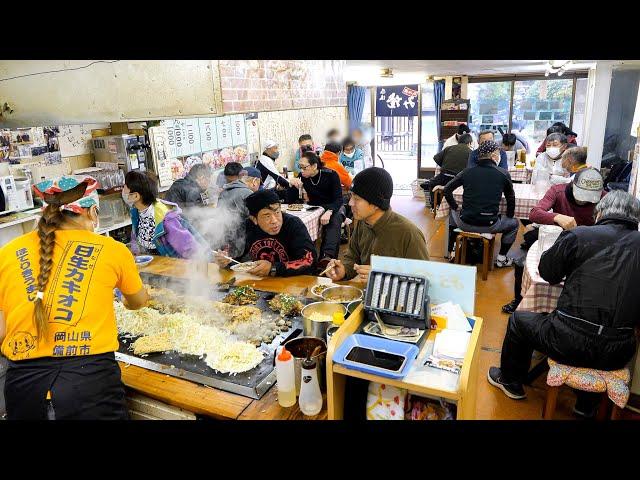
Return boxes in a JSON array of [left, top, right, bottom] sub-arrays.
[[230, 261, 259, 273]]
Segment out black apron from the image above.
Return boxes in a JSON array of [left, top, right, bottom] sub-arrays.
[[4, 352, 129, 420]]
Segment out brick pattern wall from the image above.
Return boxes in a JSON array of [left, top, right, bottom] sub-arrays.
[[219, 60, 347, 114]]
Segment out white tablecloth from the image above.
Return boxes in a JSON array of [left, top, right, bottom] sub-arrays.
[[282, 205, 325, 241]]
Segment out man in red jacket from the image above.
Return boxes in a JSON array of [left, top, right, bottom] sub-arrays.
[[502, 167, 605, 314]]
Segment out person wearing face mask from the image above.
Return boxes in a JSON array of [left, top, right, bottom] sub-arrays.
[[533, 133, 570, 185], [536, 123, 578, 155], [339, 137, 364, 175], [254, 140, 298, 203], [489, 190, 640, 417], [0, 175, 149, 419], [351, 126, 373, 169], [443, 123, 479, 150], [467, 130, 509, 169], [501, 167, 605, 315], [294, 134, 321, 173], [444, 140, 518, 266], [325, 128, 341, 146], [123, 171, 210, 259]]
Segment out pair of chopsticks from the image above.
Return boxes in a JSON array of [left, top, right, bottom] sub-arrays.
[[318, 261, 336, 278], [212, 250, 241, 265]]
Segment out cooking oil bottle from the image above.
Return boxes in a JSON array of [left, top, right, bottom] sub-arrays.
[[275, 347, 296, 407]]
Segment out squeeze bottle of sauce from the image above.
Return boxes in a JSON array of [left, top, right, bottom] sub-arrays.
[[298, 356, 322, 416], [275, 347, 296, 407]]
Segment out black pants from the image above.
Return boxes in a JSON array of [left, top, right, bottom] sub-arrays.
[[5, 352, 129, 420], [319, 207, 344, 260], [423, 172, 455, 206], [501, 310, 636, 387], [514, 262, 524, 303]]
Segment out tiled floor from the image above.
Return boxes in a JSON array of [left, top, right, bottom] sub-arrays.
[[379, 195, 581, 420]]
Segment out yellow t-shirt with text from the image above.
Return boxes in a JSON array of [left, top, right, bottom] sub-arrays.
[[0, 229, 143, 361]]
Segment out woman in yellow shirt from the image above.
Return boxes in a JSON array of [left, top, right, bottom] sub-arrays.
[[0, 175, 148, 420]]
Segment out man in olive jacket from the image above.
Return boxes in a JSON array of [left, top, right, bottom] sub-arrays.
[[325, 167, 429, 283]]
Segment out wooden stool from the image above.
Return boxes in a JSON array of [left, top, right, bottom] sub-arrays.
[[453, 229, 495, 281], [542, 358, 630, 420], [432, 187, 444, 216]]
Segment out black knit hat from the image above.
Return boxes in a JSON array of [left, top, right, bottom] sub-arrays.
[[245, 189, 280, 216], [351, 167, 393, 210]]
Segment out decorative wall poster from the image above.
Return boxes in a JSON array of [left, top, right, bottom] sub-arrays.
[[230, 114, 247, 147], [245, 113, 260, 155], [198, 117, 218, 152], [376, 85, 419, 117], [216, 116, 232, 149]]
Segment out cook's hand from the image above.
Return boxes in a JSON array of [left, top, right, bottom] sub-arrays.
[[554, 214, 577, 230], [325, 259, 346, 281], [354, 264, 372, 283], [320, 210, 333, 226], [248, 260, 272, 277], [214, 249, 232, 268], [289, 178, 303, 189]]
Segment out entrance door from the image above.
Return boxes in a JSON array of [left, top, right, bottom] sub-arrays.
[[374, 85, 419, 195]]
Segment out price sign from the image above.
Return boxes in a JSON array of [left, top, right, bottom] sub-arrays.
[[216, 116, 232, 149], [183, 118, 201, 156], [230, 114, 247, 147], [173, 119, 187, 157], [198, 118, 218, 151], [161, 120, 178, 158]]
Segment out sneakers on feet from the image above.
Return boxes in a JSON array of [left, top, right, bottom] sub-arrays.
[[487, 367, 527, 400], [495, 256, 514, 268], [501, 299, 520, 314]]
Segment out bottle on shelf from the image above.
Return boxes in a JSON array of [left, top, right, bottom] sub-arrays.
[[275, 347, 297, 408], [298, 355, 322, 416]]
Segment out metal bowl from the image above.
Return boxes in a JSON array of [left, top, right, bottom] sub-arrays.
[[346, 300, 361, 316], [301, 302, 347, 339], [321, 285, 363, 304]]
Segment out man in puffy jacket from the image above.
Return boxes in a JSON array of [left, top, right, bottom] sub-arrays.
[[488, 190, 640, 417], [164, 163, 213, 209]]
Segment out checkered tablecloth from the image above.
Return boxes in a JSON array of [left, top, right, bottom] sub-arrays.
[[518, 241, 563, 313], [435, 183, 545, 220], [282, 205, 325, 241], [434, 165, 531, 183]]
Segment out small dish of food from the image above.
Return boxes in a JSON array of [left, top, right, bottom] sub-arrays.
[[321, 285, 363, 304], [310, 283, 336, 299], [287, 204, 305, 211], [230, 261, 259, 273], [135, 255, 154, 268], [268, 293, 304, 317]]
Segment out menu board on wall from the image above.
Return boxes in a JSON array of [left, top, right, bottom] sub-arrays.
[[230, 114, 247, 146], [182, 118, 201, 156], [216, 116, 232, 148], [58, 124, 108, 157], [199, 117, 218, 151]]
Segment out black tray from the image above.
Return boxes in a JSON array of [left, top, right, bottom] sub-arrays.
[[116, 272, 307, 399]]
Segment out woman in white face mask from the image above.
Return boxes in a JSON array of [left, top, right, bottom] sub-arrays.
[[339, 137, 364, 175], [533, 132, 570, 185]]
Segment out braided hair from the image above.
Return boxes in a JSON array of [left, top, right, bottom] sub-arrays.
[[33, 183, 88, 338]]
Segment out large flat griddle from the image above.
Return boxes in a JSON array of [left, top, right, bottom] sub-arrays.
[[115, 272, 306, 399]]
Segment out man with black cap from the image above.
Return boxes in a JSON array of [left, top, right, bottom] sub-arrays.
[[444, 140, 518, 267], [326, 167, 429, 283], [214, 189, 317, 277]]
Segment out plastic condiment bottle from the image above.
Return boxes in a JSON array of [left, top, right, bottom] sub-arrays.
[[298, 356, 322, 416], [275, 347, 296, 408]]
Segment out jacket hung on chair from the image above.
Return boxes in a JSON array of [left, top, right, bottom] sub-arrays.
[[130, 199, 209, 259], [443, 159, 515, 226]]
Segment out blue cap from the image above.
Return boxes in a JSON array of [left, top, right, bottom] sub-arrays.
[[241, 167, 262, 179]]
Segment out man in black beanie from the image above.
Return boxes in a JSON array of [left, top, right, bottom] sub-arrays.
[[213, 189, 317, 277], [326, 167, 429, 283]]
